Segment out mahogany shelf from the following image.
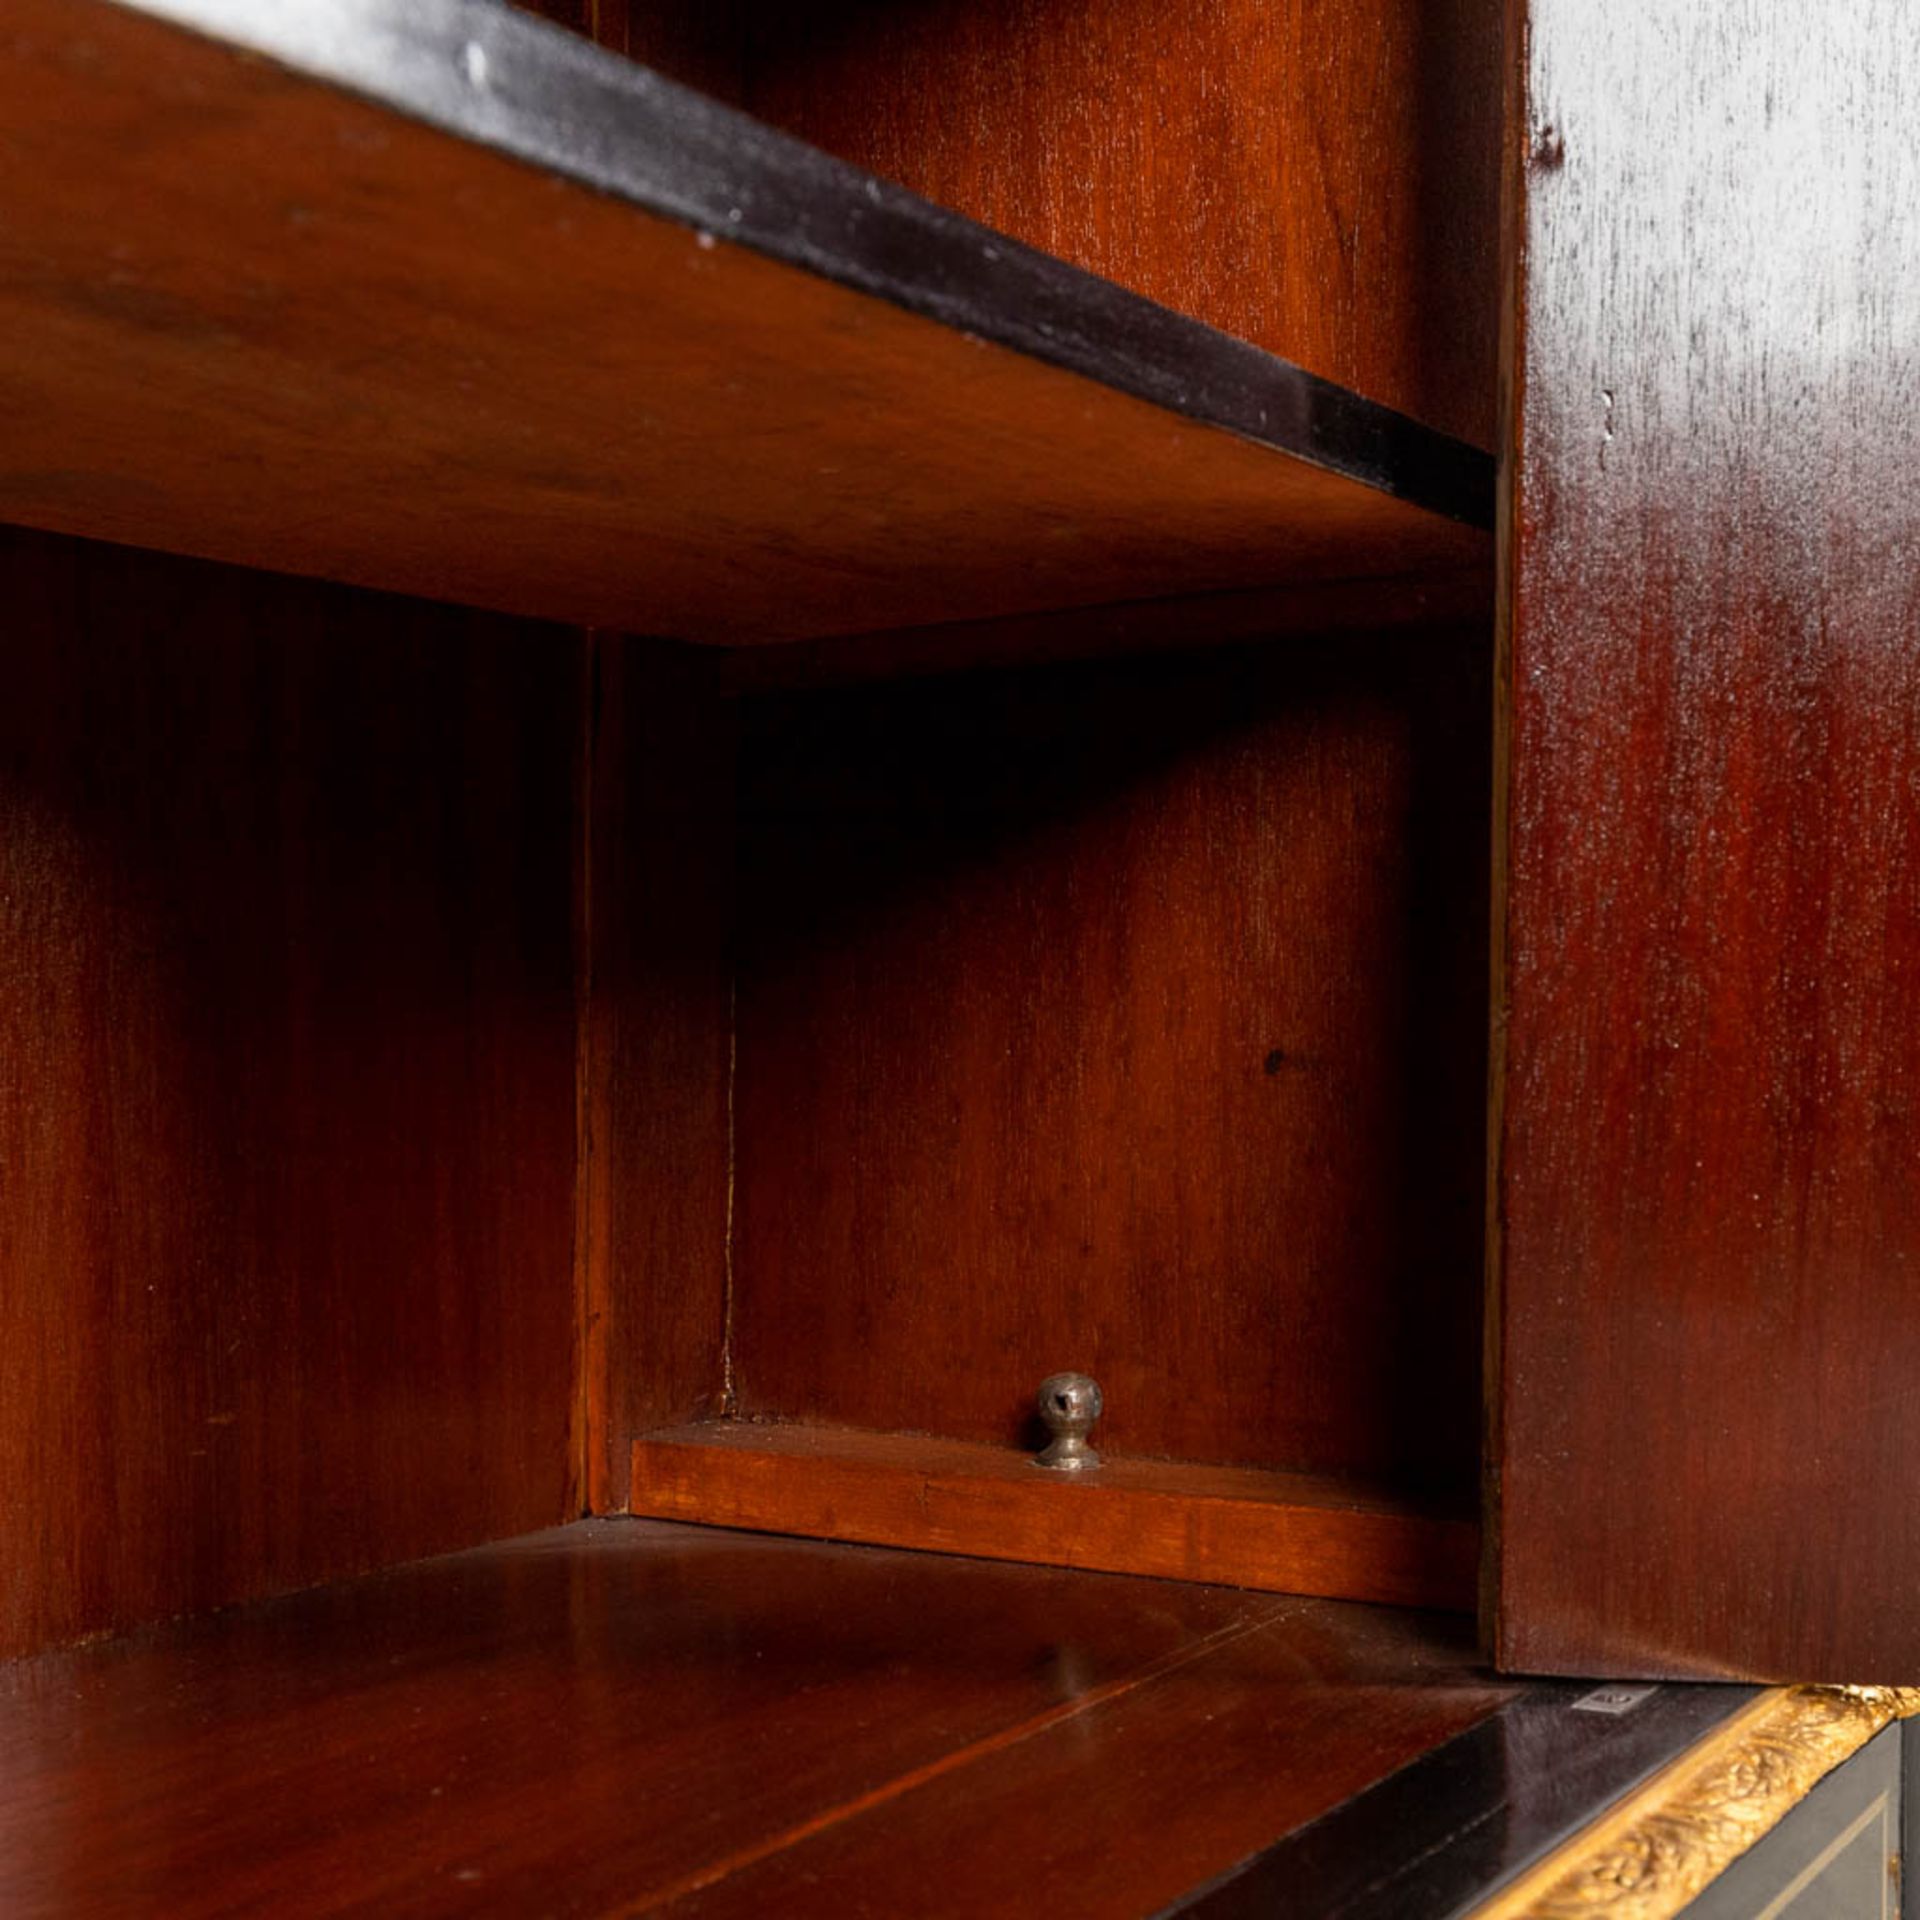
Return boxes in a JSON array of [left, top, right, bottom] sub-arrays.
[[629, 1422, 1479, 1612], [0, 0, 1491, 646], [0, 1519, 1516, 1918]]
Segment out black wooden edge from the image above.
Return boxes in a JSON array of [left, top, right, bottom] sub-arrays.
[[1163, 1683, 1762, 1920], [116, 0, 1494, 530]]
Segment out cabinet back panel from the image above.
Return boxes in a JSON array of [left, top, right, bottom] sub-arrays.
[[732, 630, 1489, 1489], [513, 0, 1501, 451], [0, 529, 580, 1658], [743, 0, 1502, 451]]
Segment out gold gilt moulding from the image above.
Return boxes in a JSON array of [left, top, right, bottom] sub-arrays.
[[1468, 1685, 1920, 1920]]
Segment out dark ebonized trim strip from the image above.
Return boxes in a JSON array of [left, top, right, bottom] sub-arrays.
[[119, 0, 1493, 529], [1165, 1683, 1760, 1919]]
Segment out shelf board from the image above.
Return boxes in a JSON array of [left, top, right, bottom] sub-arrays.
[[1, 0, 1491, 644], [629, 1422, 1479, 1611], [0, 1520, 1518, 1917]]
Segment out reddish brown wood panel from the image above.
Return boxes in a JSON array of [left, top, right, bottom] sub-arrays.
[[744, 0, 1504, 449], [0, 1520, 1512, 1916], [732, 631, 1491, 1496], [513, 0, 744, 100], [0, 528, 579, 1660], [0, 0, 1485, 648], [581, 639, 736, 1512], [671, 1581, 1511, 1919], [630, 1423, 1478, 1610], [1493, 0, 1920, 1678], [507, 0, 1499, 450]]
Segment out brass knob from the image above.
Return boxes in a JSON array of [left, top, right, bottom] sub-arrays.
[[1033, 1372, 1102, 1471]]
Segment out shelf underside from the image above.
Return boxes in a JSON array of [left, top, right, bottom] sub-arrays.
[[0, 0, 1490, 645], [0, 1520, 1514, 1918], [630, 1423, 1480, 1612]]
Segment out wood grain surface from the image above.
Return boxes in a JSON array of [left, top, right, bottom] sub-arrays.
[[1493, 0, 1920, 1678], [731, 634, 1491, 1495], [0, 0, 1486, 647], [518, 0, 1504, 450], [745, 0, 1504, 450], [579, 638, 737, 1513], [0, 1520, 1512, 1917], [667, 1547, 1512, 1919], [0, 527, 579, 1660], [630, 1423, 1479, 1610]]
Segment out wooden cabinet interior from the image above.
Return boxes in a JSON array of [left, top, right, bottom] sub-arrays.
[[41, 0, 1919, 1891], [595, 630, 1491, 1609], [2, 538, 1490, 1651], [0, 0, 1499, 1658], [6, 0, 1916, 1826], [3, 0, 1498, 1728]]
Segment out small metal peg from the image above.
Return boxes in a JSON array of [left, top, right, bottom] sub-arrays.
[[1032, 1371, 1103, 1471]]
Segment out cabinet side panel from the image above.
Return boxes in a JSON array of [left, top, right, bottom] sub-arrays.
[[1495, 0, 1920, 1676], [0, 529, 580, 1658], [732, 629, 1490, 1493], [742, 0, 1502, 450]]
